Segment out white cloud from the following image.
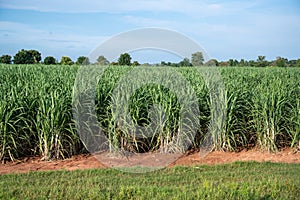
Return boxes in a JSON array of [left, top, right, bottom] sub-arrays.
[[0, 21, 109, 59]]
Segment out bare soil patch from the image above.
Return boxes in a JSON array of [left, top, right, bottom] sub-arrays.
[[1, 148, 299, 174]]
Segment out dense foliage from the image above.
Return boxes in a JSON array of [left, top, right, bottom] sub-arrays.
[[13, 49, 41, 64], [0, 55, 12, 64], [0, 64, 299, 161], [118, 53, 132, 65], [44, 56, 56, 65]]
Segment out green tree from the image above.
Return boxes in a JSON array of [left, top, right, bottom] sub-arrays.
[[161, 61, 167, 66], [228, 59, 239, 66], [275, 57, 286, 67], [248, 60, 256, 67], [132, 61, 140, 66], [205, 59, 218, 66], [288, 60, 296, 67], [28, 50, 41, 63], [0, 55, 12, 64], [13, 49, 34, 64], [257, 55, 265, 62], [296, 59, 300, 67], [60, 56, 74, 65], [228, 59, 234, 66], [76, 56, 89, 65], [239, 59, 245, 66], [118, 53, 131, 66], [256, 55, 268, 67], [97, 55, 109, 65], [191, 52, 204, 66], [44, 56, 56, 65], [179, 58, 192, 66]]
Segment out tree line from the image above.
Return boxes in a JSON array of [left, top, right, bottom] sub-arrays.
[[1, 49, 300, 67]]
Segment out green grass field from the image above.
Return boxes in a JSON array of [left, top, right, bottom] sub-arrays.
[[0, 162, 299, 199]]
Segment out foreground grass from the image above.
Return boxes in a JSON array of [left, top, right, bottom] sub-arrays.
[[0, 162, 299, 199]]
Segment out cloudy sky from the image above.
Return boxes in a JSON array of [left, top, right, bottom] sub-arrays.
[[0, 0, 299, 63]]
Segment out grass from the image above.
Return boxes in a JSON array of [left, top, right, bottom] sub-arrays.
[[0, 162, 299, 199]]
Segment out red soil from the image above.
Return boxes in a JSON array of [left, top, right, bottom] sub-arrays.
[[1, 148, 299, 174]]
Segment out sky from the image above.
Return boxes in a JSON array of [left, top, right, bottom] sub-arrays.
[[0, 0, 299, 63]]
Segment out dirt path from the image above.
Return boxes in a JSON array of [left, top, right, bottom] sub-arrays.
[[1, 148, 299, 174]]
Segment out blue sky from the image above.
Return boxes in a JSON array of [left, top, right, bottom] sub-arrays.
[[0, 0, 299, 63]]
